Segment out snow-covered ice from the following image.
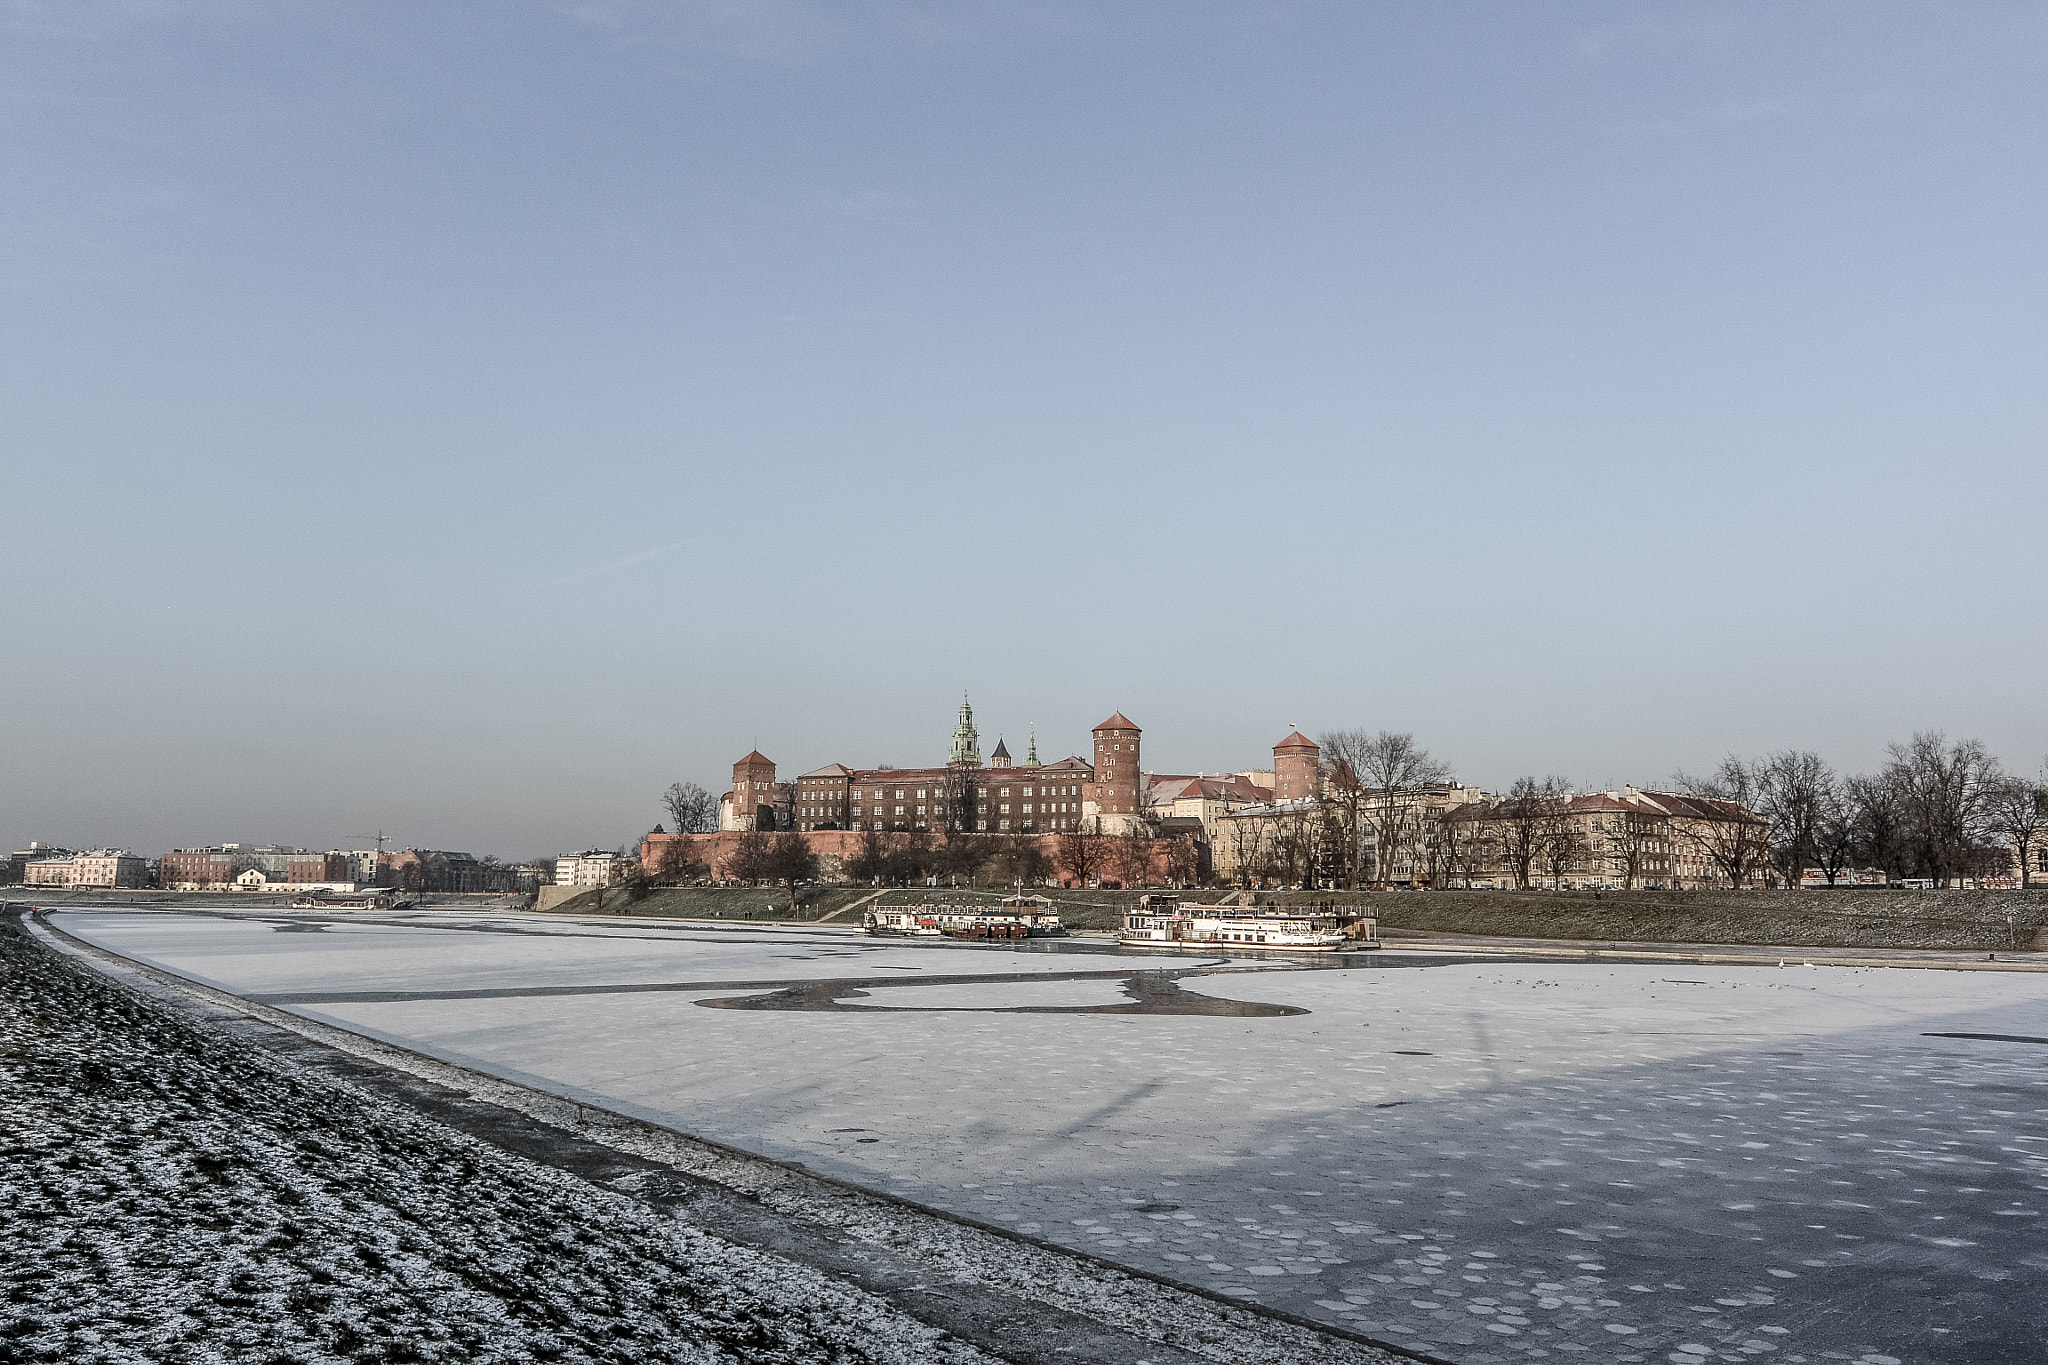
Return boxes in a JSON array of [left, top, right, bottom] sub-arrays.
[[56, 907, 2048, 1364]]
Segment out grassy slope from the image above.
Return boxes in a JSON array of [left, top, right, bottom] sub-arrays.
[[545, 884, 2048, 950]]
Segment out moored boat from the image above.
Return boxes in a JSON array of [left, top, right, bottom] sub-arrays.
[[864, 895, 1066, 939], [1116, 895, 1373, 952], [289, 890, 402, 910]]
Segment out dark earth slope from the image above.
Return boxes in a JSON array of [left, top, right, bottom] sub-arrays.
[[0, 909, 990, 1365]]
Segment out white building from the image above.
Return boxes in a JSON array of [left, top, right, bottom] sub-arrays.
[[25, 849, 147, 888], [555, 850, 632, 887]]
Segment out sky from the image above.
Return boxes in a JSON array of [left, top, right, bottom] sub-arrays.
[[3, 1, 2043, 859]]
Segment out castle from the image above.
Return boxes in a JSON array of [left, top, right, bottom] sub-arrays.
[[714, 701, 1349, 851], [718, 698, 1153, 837]]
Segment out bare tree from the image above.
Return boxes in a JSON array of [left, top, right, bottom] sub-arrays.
[[1669, 759, 1772, 888], [662, 781, 717, 834], [1986, 775, 2047, 890], [1808, 783, 1858, 886], [653, 833, 697, 884], [935, 833, 994, 884], [1319, 730, 1450, 887], [1313, 786, 1364, 888], [1602, 807, 1661, 890], [885, 832, 934, 884], [1845, 771, 1909, 879], [1220, 814, 1269, 889], [1271, 803, 1322, 887], [1110, 831, 1154, 888], [1419, 805, 1466, 887], [1164, 835, 1200, 887], [1881, 732, 2003, 887], [1537, 798, 1586, 889], [987, 838, 1053, 887], [767, 831, 820, 914], [1054, 831, 1101, 887], [723, 830, 775, 883], [937, 766, 980, 837], [1496, 777, 1564, 890], [1752, 751, 1834, 889], [847, 826, 894, 884]]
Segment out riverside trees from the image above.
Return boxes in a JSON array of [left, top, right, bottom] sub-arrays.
[[1673, 733, 2035, 888]]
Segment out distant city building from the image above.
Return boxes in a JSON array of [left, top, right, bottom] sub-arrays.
[[555, 850, 632, 887], [2, 843, 73, 886], [383, 848, 485, 893], [161, 844, 342, 890], [332, 850, 383, 886], [1438, 787, 1770, 891], [24, 849, 146, 888], [1210, 733, 1488, 886], [1141, 771, 1272, 850]]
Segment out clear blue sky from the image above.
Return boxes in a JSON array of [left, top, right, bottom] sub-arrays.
[[4, 2, 2043, 859]]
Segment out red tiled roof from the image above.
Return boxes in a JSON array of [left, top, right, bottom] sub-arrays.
[[1094, 712, 1140, 733], [1274, 731, 1318, 752], [843, 765, 1082, 785], [1144, 773, 1270, 805], [735, 751, 774, 766]]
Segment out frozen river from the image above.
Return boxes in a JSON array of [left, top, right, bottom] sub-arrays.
[[53, 906, 2048, 1365]]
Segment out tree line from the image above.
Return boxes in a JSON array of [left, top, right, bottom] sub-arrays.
[[1677, 731, 2046, 890], [649, 726, 2044, 895], [1222, 728, 2043, 892]]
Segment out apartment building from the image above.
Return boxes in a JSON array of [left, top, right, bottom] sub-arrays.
[[24, 849, 147, 888]]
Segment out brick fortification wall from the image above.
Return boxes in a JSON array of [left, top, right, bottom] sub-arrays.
[[642, 830, 1177, 887]]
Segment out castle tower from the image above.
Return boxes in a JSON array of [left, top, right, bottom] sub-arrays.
[[731, 750, 777, 830], [1273, 731, 1320, 801], [1088, 712, 1141, 830], [990, 737, 1011, 768], [947, 694, 982, 767], [1024, 728, 1039, 767]]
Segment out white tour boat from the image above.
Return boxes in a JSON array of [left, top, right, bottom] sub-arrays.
[[1115, 896, 1372, 952], [864, 895, 1066, 940]]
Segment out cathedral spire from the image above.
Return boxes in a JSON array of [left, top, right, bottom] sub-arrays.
[[948, 693, 981, 767], [1025, 727, 1039, 766]]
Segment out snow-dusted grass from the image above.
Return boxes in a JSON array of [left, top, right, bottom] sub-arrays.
[[0, 912, 995, 1365]]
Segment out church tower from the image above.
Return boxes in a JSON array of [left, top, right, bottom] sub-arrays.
[[947, 694, 982, 768]]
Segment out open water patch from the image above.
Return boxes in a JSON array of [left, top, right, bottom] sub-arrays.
[[696, 970, 1307, 1017], [1923, 1031, 2048, 1045]]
